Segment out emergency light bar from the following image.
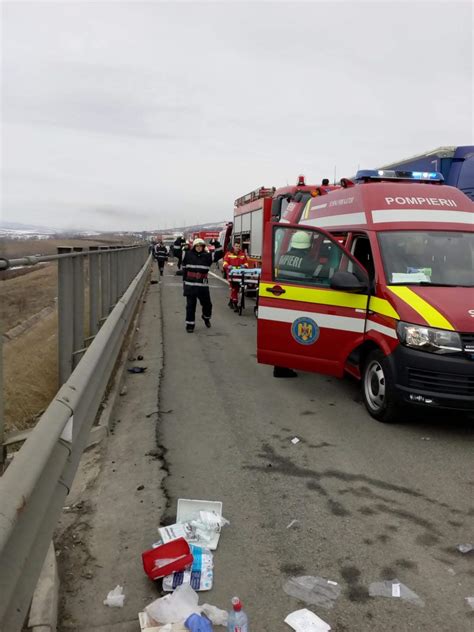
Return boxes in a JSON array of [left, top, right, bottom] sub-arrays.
[[355, 169, 444, 183]]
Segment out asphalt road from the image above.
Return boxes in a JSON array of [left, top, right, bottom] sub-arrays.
[[158, 261, 474, 631]]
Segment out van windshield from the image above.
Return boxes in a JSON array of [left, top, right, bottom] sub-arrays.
[[378, 231, 474, 286]]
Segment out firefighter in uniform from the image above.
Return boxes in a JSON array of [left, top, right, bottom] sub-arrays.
[[277, 230, 316, 279], [222, 242, 249, 311], [172, 235, 186, 271], [153, 241, 168, 276], [182, 238, 223, 332]]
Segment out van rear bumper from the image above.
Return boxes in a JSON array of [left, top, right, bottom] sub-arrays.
[[388, 346, 474, 411]]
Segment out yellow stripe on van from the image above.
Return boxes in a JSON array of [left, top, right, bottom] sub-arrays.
[[387, 286, 455, 330], [259, 282, 399, 319], [368, 296, 399, 319]]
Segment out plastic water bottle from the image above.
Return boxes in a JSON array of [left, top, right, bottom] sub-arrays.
[[227, 596, 249, 632]]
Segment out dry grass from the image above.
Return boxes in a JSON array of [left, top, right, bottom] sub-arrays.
[[1, 264, 57, 333], [3, 311, 58, 433], [1, 236, 127, 435], [0, 236, 132, 259]]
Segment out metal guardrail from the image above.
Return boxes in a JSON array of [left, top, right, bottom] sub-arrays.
[[0, 246, 151, 631], [0, 245, 148, 462]]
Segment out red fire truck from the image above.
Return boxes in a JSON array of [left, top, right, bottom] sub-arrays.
[[231, 176, 337, 267], [256, 169, 474, 422], [191, 230, 221, 242]]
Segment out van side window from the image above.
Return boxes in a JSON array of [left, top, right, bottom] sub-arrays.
[[273, 227, 344, 287], [351, 235, 374, 279]]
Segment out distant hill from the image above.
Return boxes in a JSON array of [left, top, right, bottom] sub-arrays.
[[0, 220, 228, 240], [0, 221, 58, 236]]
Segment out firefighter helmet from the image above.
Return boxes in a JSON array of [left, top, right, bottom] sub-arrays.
[[290, 231, 311, 249]]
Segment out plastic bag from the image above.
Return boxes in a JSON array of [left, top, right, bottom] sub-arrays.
[[184, 613, 214, 631], [283, 576, 341, 609], [200, 604, 228, 625], [103, 585, 125, 607], [146, 584, 200, 623]]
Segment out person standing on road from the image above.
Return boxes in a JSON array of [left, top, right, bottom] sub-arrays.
[[153, 241, 168, 277], [172, 235, 186, 272], [223, 242, 249, 311], [182, 238, 223, 332]]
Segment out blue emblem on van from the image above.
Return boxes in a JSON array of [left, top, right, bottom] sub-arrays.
[[291, 317, 319, 345]]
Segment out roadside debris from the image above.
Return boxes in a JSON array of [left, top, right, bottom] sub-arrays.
[[285, 608, 331, 631], [128, 366, 148, 374], [369, 579, 424, 606], [466, 597, 474, 610], [137, 354, 144, 360], [140, 500, 231, 627], [227, 597, 248, 631], [145, 584, 200, 624], [291, 437, 300, 445], [120, 385, 128, 396], [200, 604, 227, 625], [159, 499, 229, 550], [142, 538, 193, 582], [457, 543, 473, 554], [286, 519, 299, 529], [184, 613, 214, 631], [283, 576, 341, 608], [163, 545, 213, 592], [103, 585, 125, 607]]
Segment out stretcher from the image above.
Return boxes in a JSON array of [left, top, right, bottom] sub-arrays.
[[227, 267, 261, 316]]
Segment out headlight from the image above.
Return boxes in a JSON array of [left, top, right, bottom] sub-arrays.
[[397, 322, 462, 354]]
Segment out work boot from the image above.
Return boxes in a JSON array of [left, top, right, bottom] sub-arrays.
[[203, 318, 211, 329], [186, 324, 195, 333], [273, 366, 297, 378], [228, 300, 234, 308], [233, 303, 239, 313], [160, 270, 163, 276]]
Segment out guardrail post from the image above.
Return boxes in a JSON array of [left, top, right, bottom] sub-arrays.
[[128, 248, 133, 286], [118, 247, 125, 296], [110, 248, 118, 308], [100, 247, 110, 320], [58, 248, 74, 385], [0, 329, 5, 469], [89, 247, 100, 338], [72, 248, 84, 368]]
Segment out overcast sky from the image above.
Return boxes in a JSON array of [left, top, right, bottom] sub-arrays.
[[2, 0, 473, 231]]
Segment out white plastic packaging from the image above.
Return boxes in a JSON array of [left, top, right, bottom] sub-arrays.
[[103, 585, 125, 608], [145, 584, 200, 623]]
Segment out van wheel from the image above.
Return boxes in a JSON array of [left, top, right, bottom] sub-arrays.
[[362, 350, 400, 423]]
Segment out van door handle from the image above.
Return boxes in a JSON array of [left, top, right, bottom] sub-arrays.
[[266, 285, 286, 296]]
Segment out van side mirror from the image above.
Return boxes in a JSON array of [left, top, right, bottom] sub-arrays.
[[330, 270, 368, 292]]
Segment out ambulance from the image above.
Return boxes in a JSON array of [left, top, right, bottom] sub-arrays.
[[257, 169, 474, 422]]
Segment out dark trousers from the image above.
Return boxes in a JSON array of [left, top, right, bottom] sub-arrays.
[[157, 259, 165, 273], [175, 252, 183, 269], [185, 288, 212, 325]]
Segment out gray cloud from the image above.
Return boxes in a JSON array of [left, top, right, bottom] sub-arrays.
[[2, 1, 472, 231]]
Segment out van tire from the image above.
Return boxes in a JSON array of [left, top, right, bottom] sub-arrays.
[[362, 349, 400, 423]]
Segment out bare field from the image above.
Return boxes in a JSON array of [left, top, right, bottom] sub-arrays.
[[1, 263, 57, 333], [1, 236, 131, 435], [3, 312, 58, 433], [0, 235, 133, 259]]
